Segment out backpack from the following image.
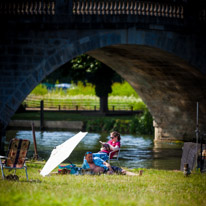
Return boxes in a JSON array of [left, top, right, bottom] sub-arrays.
[[58, 164, 79, 175]]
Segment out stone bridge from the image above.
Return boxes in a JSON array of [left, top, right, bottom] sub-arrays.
[[0, 0, 206, 141]]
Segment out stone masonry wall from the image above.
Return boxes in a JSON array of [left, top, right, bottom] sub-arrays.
[[0, 26, 206, 141]]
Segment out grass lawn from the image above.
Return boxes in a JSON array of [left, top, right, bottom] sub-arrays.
[[11, 112, 137, 121], [0, 162, 206, 206]]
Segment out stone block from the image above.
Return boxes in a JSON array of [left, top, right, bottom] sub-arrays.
[[47, 48, 56, 56], [23, 47, 34, 56], [33, 56, 43, 63], [8, 47, 22, 55], [48, 56, 57, 66], [34, 48, 45, 56]]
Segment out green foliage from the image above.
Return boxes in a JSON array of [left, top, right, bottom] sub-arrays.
[[86, 119, 115, 132], [129, 109, 154, 135], [67, 82, 95, 96], [26, 81, 146, 111], [110, 81, 138, 97], [70, 54, 120, 99], [137, 109, 154, 135], [85, 110, 154, 135], [31, 84, 48, 96]]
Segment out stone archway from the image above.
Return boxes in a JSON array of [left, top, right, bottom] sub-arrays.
[[1, 27, 206, 141], [88, 44, 206, 141]]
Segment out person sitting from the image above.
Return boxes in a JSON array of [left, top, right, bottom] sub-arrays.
[[82, 151, 143, 176], [99, 131, 121, 159]]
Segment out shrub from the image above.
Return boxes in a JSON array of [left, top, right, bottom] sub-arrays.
[[86, 119, 104, 132], [67, 82, 95, 96], [85, 110, 154, 135], [110, 81, 139, 97], [31, 84, 48, 96], [137, 109, 154, 135], [112, 119, 131, 133]]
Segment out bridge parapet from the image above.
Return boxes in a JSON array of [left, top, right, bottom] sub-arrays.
[[0, 0, 205, 23], [73, 0, 184, 18]]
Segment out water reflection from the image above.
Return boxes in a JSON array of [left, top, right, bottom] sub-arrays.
[[5, 130, 183, 170]]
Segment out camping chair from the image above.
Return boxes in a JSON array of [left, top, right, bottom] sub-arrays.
[[108, 148, 121, 166], [0, 138, 30, 180]]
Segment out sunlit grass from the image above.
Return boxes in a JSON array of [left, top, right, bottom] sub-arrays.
[[0, 163, 206, 206], [25, 95, 146, 111], [25, 81, 146, 111]]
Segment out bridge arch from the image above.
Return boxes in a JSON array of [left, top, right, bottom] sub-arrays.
[[1, 28, 206, 141]]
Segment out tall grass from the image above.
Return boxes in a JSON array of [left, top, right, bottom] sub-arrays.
[[27, 81, 146, 111], [31, 81, 139, 97], [110, 82, 139, 97]]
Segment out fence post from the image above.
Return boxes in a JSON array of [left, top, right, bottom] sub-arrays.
[[112, 106, 115, 112], [59, 105, 61, 111], [76, 105, 78, 111], [94, 105, 96, 111], [131, 106, 133, 112], [40, 100, 44, 130]]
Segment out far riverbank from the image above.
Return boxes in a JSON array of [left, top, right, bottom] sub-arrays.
[[10, 110, 154, 135]]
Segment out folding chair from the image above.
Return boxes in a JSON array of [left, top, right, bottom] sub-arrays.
[[108, 148, 121, 166], [0, 138, 30, 180]]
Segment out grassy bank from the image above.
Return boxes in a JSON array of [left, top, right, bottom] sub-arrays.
[[0, 162, 206, 206], [24, 82, 146, 111]]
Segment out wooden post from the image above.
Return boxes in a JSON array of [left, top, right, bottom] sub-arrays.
[[31, 123, 38, 160], [76, 105, 78, 111], [94, 105, 96, 111], [40, 100, 44, 130], [59, 105, 61, 111], [131, 106, 133, 112], [112, 106, 115, 112]]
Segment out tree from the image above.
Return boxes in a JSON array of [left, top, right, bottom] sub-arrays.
[[69, 54, 122, 113]]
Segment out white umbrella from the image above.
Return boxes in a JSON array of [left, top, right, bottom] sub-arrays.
[[40, 131, 88, 177]]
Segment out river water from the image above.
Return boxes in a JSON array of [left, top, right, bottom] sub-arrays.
[[5, 130, 183, 170]]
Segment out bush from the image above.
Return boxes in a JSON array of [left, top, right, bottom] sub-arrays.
[[67, 82, 95, 96], [86, 119, 104, 132], [112, 119, 130, 133], [110, 81, 139, 97], [85, 110, 154, 135], [136, 109, 154, 135], [31, 84, 48, 96]]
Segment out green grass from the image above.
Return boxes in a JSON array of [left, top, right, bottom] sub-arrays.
[[26, 81, 146, 111], [24, 95, 146, 111], [0, 162, 206, 206]]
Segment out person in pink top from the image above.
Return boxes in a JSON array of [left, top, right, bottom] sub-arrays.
[[99, 131, 121, 159]]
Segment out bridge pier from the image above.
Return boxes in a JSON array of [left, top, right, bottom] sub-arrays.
[[153, 121, 177, 142]]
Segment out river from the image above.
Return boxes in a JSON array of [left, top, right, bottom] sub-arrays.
[[5, 130, 183, 170]]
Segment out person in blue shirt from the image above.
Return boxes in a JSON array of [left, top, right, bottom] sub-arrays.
[[82, 152, 143, 176], [82, 151, 114, 174]]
